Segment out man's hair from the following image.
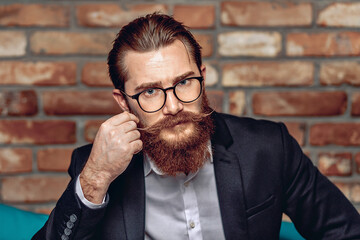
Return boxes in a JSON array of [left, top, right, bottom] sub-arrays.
[[107, 13, 202, 91]]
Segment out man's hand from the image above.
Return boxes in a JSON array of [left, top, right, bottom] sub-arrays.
[[80, 112, 143, 204]]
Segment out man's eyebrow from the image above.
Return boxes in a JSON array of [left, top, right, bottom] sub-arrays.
[[135, 81, 162, 92], [172, 71, 195, 84], [134, 71, 195, 92]]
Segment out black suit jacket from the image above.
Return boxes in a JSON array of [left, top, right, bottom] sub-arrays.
[[33, 112, 360, 239]]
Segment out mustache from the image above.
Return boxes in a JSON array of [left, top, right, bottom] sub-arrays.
[[137, 109, 214, 133]]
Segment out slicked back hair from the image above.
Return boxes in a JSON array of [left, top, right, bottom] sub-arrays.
[[107, 13, 202, 91]]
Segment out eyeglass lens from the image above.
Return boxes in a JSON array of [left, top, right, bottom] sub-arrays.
[[138, 78, 202, 112]]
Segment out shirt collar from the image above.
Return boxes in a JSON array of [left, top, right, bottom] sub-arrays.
[[143, 153, 163, 176], [143, 141, 213, 177]]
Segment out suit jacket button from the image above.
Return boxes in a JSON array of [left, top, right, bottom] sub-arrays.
[[70, 214, 77, 222], [64, 228, 72, 236], [61, 234, 69, 240], [67, 221, 74, 229]]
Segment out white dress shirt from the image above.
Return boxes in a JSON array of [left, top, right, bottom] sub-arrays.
[[143, 150, 225, 240]]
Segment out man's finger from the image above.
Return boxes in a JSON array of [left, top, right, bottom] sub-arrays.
[[126, 130, 141, 142], [108, 112, 139, 126], [122, 121, 138, 134], [131, 139, 143, 154]]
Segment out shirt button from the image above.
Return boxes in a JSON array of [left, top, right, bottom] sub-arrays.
[[184, 182, 189, 187], [190, 222, 195, 229]]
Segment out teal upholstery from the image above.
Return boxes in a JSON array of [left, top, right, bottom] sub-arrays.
[[0, 203, 304, 239], [0, 204, 48, 240], [280, 221, 305, 240]]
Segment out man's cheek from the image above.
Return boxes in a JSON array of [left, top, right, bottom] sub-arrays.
[[128, 107, 148, 128]]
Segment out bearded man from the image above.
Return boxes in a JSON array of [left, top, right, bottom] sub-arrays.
[[33, 13, 360, 240]]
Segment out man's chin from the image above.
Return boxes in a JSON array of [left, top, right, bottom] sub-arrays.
[[159, 122, 195, 143], [140, 108, 214, 176]]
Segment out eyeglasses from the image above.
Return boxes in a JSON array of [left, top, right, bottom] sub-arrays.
[[121, 76, 204, 113]]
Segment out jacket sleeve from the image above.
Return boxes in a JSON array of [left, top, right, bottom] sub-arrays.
[[280, 123, 360, 239], [32, 146, 108, 240]]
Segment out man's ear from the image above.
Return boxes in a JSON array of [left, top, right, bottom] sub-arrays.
[[113, 89, 130, 112], [200, 64, 206, 85]]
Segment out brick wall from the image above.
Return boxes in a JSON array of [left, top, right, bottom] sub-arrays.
[[0, 1, 360, 214]]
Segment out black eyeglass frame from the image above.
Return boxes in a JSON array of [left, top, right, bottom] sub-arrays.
[[120, 76, 204, 113]]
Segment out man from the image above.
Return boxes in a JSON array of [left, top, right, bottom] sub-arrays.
[[33, 13, 360, 240]]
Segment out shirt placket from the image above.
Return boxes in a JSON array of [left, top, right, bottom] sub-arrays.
[[180, 175, 203, 240]]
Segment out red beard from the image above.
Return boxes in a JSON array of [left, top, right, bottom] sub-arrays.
[[139, 97, 214, 176]]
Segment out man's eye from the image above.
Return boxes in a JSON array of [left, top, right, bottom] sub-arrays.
[[146, 89, 155, 94], [143, 88, 157, 97], [178, 79, 189, 85]]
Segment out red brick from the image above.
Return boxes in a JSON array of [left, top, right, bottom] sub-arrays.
[[0, 31, 26, 57], [207, 90, 223, 113], [333, 182, 351, 199], [42, 91, 120, 115], [320, 62, 360, 86], [194, 34, 213, 57], [222, 62, 313, 87], [282, 214, 291, 223], [0, 4, 69, 27], [0, 61, 76, 86], [82, 62, 112, 87], [252, 91, 347, 116], [318, 152, 352, 176], [0, 148, 32, 174], [30, 32, 115, 55], [287, 32, 360, 56], [37, 148, 73, 172], [221, 2, 312, 27], [85, 120, 104, 142], [303, 151, 310, 158], [0, 120, 76, 144], [310, 123, 360, 146], [34, 206, 54, 215], [355, 153, 360, 174], [218, 31, 281, 57], [318, 3, 360, 27], [204, 63, 218, 87], [174, 5, 215, 29], [229, 91, 246, 116], [284, 122, 305, 146], [1, 176, 70, 203], [351, 93, 360, 116], [77, 4, 167, 27], [0, 90, 38, 116], [351, 184, 360, 203]]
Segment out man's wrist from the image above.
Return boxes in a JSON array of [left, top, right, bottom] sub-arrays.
[[79, 165, 111, 204], [76, 175, 108, 208]]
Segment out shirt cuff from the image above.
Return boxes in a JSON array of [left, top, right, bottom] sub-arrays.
[[75, 175, 107, 209]]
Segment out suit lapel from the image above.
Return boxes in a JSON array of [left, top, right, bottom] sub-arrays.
[[120, 153, 145, 240], [212, 113, 249, 239]]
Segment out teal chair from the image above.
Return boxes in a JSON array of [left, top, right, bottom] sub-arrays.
[[0, 203, 304, 239], [280, 221, 305, 240], [0, 204, 48, 240]]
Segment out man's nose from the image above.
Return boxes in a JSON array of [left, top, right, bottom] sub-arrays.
[[162, 90, 183, 115]]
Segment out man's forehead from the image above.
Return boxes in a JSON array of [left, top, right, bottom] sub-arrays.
[[123, 40, 195, 89], [124, 40, 190, 65]]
